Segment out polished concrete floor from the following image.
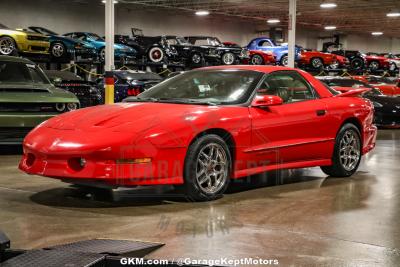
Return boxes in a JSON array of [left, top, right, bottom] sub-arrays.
[[1, 130, 400, 266]]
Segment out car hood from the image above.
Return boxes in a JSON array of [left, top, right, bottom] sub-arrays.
[[0, 83, 78, 102], [44, 102, 221, 132]]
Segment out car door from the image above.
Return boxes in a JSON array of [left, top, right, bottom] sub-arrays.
[[248, 70, 333, 166]]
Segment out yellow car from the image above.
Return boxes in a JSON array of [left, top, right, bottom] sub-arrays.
[[0, 23, 49, 56]]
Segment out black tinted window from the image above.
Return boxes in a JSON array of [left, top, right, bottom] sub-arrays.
[[0, 61, 50, 84]]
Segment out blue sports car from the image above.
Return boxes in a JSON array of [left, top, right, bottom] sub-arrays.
[[63, 32, 137, 62], [28, 26, 97, 61], [246, 37, 301, 66]]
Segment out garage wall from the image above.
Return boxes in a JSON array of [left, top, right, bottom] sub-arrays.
[[1, 0, 399, 53]]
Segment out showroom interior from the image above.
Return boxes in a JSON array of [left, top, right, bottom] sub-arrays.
[[1, 0, 400, 266]]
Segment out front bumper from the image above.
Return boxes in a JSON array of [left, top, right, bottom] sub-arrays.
[[19, 127, 186, 186], [16, 40, 49, 55]]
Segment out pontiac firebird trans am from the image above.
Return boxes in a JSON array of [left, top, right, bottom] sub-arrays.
[[19, 66, 377, 201]]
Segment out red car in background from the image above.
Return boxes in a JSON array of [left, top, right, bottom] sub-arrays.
[[299, 50, 349, 69], [223, 42, 276, 65], [19, 66, 377, 201], [353, 75, 400, 96]]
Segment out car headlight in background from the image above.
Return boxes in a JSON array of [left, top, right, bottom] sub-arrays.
[[373, 101, 383, 108], [55, 103, 66, 112]]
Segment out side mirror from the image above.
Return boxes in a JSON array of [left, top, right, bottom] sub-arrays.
[[252, 95, 283, 107]]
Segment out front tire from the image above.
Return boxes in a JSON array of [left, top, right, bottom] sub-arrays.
[[148, 46, 164, 63], [250, 54, 264, 65], [321, 123, 362, 177], [310, 57, 323, 69], [183, 135, 231, 201], [190, 52, 202, 66], [280, 55, 288, 66], [0, 36, 18, 56]]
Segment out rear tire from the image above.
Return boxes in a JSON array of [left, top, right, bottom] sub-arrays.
[[368, 60, 380, 71], [350, 57, 364, 70], [183, 134, 231, 201], [50, 42, 67, 59], [221, 52, 236, 65], [321, 123, 362, 177]]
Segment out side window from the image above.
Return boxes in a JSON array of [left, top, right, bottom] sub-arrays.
[[256, 71, 318, 103], [258, 40, 272, 47]]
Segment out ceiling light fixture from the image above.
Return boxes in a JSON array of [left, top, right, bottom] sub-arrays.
[[371, 32, 383, 36], [320, 3, 337, 8], [195, 10, 210, 16], [386, 12, 400, 17], [324, 26, 337, 30], [101, 0, 118, 3], [267, 19, 280, 24]]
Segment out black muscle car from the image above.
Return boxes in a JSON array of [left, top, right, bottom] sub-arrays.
[[44, 70, 102, 107], [318, 76, 400, 128]]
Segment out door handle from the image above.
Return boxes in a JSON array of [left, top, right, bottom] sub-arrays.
[[316, 109, 327, 116]]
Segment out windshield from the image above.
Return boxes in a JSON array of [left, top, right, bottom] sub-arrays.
[[0, 61, 50, 84], [136, 69, 263, 105], [176, 36, 190, 45], [87, 33, 104, 41], [32, 27, 58, 35]]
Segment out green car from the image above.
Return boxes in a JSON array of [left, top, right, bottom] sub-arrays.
[[0, 55, 79, 144]]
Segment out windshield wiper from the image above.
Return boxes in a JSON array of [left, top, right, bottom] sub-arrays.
[[157, 98, 220, 106]]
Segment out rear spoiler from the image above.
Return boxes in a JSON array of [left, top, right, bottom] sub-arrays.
[[334, 88, 371, 97]]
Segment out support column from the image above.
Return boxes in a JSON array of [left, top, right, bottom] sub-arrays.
[[105, 0, 115, 72], [104, 0, 115, 104], [287, 0, 297, 68]]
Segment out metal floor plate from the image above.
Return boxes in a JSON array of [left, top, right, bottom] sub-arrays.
[[1, 250, 105, 267], [46, 239, 164, 256]]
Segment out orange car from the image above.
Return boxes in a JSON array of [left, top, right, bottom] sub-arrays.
[[299, 50, 349, 69], [352, 75, 400, 96]]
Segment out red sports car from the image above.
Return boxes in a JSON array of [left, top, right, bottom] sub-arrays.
[[299, 50, 349, 69], [353, 75, 400, 96], [19, 66, 377, 201]]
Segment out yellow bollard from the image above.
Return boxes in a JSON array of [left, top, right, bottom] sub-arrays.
[[104, 72, 114, 104]]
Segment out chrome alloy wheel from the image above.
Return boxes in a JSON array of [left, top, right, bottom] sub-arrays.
[[52, 43, 65, 57], [192, 53, 201, 64], [222, 52, 235, 65], [339, 130, 361, 171], [195, 143, 228, 194], [0, 37, 15, 55]]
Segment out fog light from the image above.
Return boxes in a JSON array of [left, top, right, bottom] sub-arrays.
[[26, 153, 35, 167], [116, 158, 151, 164], [79, 157, 86, 167]]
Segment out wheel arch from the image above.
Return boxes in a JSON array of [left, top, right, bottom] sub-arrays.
[[0, 35, 19, 50], [188, 128, 236, 163], [339, 117, 363, 146]]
